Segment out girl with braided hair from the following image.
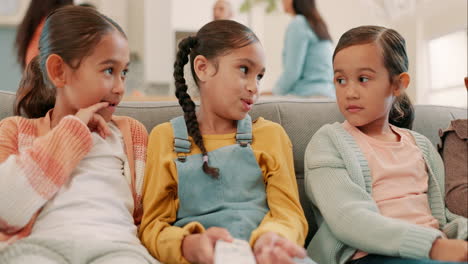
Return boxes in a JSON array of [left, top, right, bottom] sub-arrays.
[[139, 20, 313, 264]]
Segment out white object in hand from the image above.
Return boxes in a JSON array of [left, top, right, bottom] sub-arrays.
[[214, 239, 256, 264]]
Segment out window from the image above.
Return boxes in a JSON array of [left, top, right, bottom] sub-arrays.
[[427, 30, 467, 107]]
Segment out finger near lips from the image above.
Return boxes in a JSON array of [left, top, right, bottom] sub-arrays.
[[96, 114, 110, 135], [93, 124, 103, 138], [100, 126, 107, 138], [89, 101, 110, 112], [89, 113, 110, 138]]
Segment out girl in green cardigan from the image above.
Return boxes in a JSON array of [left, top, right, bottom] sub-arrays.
[[304, 26, 467, 264]]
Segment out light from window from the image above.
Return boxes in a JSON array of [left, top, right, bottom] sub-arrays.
[[427, 30, 467, 107]]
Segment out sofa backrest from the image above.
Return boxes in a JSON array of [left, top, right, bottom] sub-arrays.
[[1, 90, 467, 245]]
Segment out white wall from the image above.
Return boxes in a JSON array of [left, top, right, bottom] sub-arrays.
[[318, 0, 390, 42], [390, 0, 467, 106], [86, 0, 467, 105], [127, 0, 144, 58], [172, 0, 249, 31], [143, 0, 172, 85], [90, 0, 252, 92], [98, 0, 128, 32], [76, 0, 142, 56], [85, 0, 395, 95]]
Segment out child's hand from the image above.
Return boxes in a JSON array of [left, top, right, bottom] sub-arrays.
[[75, 102, 111, 139], [253, 232, 307, 264], [182, 227, 233, 264], [430, 238, 468, 262]]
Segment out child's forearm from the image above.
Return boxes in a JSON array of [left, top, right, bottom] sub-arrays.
[[0, 116, 92, 231], [140, 219, 205, 264]]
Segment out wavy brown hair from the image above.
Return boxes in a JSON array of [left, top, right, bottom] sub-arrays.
[[333, 25, 414, 129], [14, 6, 126, 118]]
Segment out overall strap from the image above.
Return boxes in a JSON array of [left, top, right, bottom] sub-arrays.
[[236, 114, 253, 146], [170, 116, 191, 161]]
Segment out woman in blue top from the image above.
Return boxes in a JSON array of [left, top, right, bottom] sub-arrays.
[[273, 0, 335, 98]]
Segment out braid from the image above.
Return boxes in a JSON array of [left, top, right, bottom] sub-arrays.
[[173, 36, 220, 178]]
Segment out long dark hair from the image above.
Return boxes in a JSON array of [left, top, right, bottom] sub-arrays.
[[15, 0, 73, 69], [174, 20, 259, 178], [293, 0, 331, 41], [14, 6, 126, 118], [333, 25, 414, 129]]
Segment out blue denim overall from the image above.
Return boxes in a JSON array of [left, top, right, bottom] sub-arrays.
[[170, 114, 268, 240]]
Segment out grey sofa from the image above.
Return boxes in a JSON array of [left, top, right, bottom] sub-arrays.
[[1, 90, 467, 246]]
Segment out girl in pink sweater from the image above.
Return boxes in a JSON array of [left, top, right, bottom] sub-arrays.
[[0, 6, 157, 264]]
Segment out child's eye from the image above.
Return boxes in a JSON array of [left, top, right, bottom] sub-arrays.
[[359, 76, 369, 83], [336, 78, 346, 84], [104, 68, 113, 75], [240, 66, 248, 74], [257, 73, 264, 81], [121, 69, 129, 78]]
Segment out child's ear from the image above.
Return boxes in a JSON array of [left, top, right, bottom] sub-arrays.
[[393, 72, 410, 96], [45, 54, 67, 88], [193, 55, 215, 82]]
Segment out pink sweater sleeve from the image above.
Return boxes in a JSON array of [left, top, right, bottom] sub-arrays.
[[0, 116, 92, 234], [128, 118, 148, 225]]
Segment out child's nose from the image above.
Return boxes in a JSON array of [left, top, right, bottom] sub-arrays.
[[346, 82, 359, 99], [113, 78, 125, 95], [247, 79, 259, 94]]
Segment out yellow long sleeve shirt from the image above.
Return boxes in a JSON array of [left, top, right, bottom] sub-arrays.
[[139, 117, 307, 264]]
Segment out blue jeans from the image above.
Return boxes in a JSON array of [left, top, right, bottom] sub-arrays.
[[348, 254, 465, 264]]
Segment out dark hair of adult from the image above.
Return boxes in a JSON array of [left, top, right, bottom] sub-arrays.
[[292, 0, 332, 41], [15, 0, 74, 69]]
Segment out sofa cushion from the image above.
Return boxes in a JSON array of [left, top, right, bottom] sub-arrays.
[[0, 90, 15, 120], [1, 90, 466, 246]]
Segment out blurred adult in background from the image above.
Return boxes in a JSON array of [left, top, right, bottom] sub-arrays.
[[15, 0, 74, 70], [213, 0, 234, 20], [273, 0, 335, 98], [78, 2, 96, 8]]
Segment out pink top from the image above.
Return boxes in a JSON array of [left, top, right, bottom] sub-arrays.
[[343, 121, 439, 259], [0, 112, 147, 246]]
